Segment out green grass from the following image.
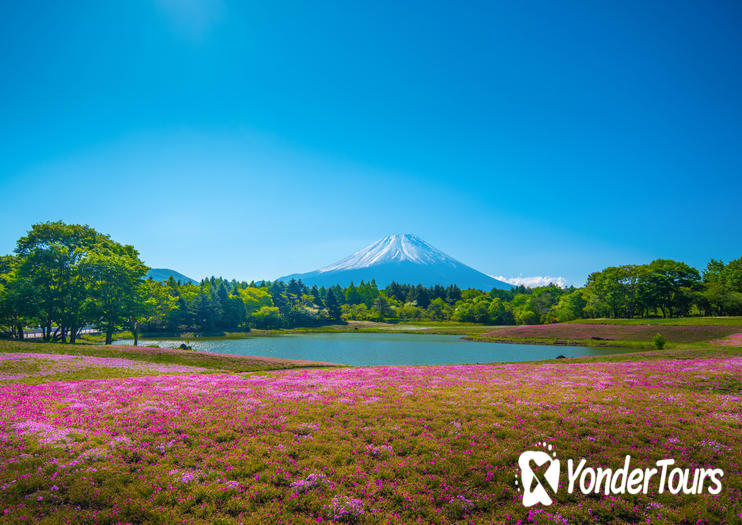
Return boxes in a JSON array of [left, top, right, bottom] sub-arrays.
[[468, 334, 655, 349]]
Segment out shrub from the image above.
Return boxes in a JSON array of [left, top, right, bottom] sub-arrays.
[[653, 333, 666, 349]]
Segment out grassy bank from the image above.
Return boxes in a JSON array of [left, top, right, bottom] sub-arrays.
[[77, 322, 499, 344], [471, 318, 742, 351], [0, 340, 334, 374], [83, 317, 742, 346]]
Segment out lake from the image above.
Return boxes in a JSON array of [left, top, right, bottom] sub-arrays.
[[113, 333, 631, 366]]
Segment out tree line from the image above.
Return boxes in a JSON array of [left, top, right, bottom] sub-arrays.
[[1, 222, 741, 343]]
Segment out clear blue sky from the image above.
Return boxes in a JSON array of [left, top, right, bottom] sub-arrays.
[[1, 1, 741, 285]]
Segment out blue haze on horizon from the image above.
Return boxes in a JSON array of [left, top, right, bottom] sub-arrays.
[[1, 1, 741, 286]]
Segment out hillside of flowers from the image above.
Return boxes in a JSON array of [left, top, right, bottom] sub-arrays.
[[1, 348, 740, 523]]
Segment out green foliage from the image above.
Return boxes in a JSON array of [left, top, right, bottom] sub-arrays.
[[652, 333, 667, 349], [1, 222, 741, 338], [554, 290, 586, 322], [701, 257, 742, 315], [81, 243, 148, 343], [1, 222, 148, 344], [251, 306, 282, 329], [584, 259, 703, 319]]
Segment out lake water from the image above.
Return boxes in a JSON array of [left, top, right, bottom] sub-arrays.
[[113, 333, 631, 366]]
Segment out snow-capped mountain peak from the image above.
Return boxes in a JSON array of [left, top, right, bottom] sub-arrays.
[[277, 234, 513, 290], [318, 234, 457, 272]]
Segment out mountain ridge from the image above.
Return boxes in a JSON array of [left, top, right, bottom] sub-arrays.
[[146, 268, 198, 285]]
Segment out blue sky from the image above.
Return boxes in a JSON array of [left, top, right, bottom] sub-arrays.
[[1, 1, 741, 286]]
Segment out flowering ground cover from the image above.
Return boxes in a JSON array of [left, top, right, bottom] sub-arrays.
[[477, 323, 742, 346], [568, 318, 742, 327], [712, 333, 742, 347], [0, 346, 740, 523], [0, 341, 334, 373], [0, 353, 210, 383]]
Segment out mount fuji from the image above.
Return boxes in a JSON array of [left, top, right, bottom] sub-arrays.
[[277, 234, 513, 290]]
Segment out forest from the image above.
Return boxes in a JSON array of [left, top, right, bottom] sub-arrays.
[[1, 222, 741, 343]]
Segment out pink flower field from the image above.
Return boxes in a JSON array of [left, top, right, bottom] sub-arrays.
[[0, 353, 209, 382], [1, 354, 740, 523], [712, 333, 742, 347]]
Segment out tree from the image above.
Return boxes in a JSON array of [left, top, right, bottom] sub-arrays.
[[310, 285, 323, 307], [14, 221, 108, 342], [269, 281, 289, 314], [531, 285, 563, 323], [345, 283, 362, 305], [372, 295, 393, 320], [445, 285, 462, 305], [128, 279, 177, 345], [408, 285, 431, 308], [702, 258, 742, 315], [252, 306, 282, 329], [286, 279, 303, 304], [223, 293, 247, 329], [238, 287, 274, 315], [358, 280, 380, 308], [487, 298, 513, 325], [166, 293, 189, 332], [325, 289, 342, 321], [554, 290, 586, 322], [428, 297, 451, 321], [386, 282, 406, 302], [189, 292, 220, 332], [452, 298, 490, 323], [81, 243, 148, 344], [645, 259, 700, 317], [0, 255, 34, 339]]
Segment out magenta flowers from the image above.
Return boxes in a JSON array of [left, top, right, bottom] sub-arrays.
[[0, 356, 740, 522]]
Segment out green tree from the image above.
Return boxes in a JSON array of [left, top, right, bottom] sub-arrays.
[[81, 243, 148, 344], [487, 297, 513, 325], [238, 287, 274, 315], [310, 285, 323, 307], [189, 292, 220, 332], [645, 259, 700, 317], [554, 290, 586, 322], [129, 279, 177, 345], [252, 306, 282, 329], [372, 295, 393, 320], [0, 255, 34, 339], [345, 283, 362, 305], [325, 289, 342, 321], [428, 297, 451, 321], [14, 221, 110, 342]]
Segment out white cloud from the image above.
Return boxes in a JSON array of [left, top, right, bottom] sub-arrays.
[[493, 275, 568, 288]]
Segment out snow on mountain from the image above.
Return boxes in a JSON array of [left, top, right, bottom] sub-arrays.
[[318, 234, 456, 272], [277, 234, 512, 290]]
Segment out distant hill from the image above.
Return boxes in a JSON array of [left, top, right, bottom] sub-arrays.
[[278, 233, 512, 290], [146, 268, 198, 285]]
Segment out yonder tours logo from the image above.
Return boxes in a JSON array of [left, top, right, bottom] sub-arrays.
[[516, 443, 724, 507]]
